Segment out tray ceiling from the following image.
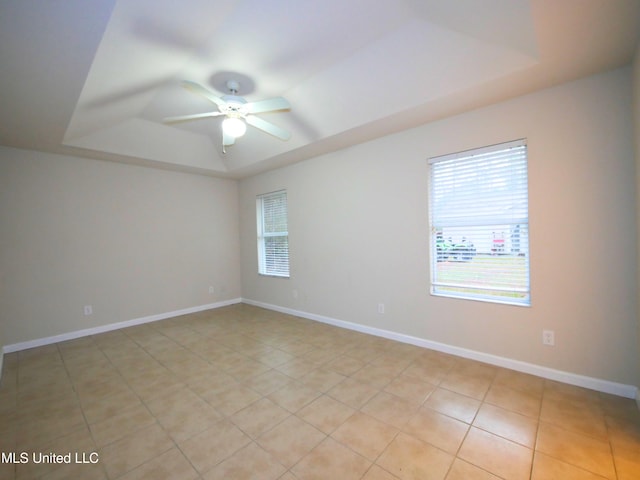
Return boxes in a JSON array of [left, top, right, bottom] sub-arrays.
[[1, 0, 639, 178]]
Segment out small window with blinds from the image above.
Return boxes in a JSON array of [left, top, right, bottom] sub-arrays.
[[429, 139, 530, 306], [257, 190, 290, 277]]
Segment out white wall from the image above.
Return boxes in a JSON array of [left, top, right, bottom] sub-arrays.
[[240, 66, 640, 388], [0, 147, 241, 346]]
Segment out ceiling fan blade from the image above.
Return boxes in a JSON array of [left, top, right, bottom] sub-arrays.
[[245, 115, 291, 141], [244, 97, 290, 114], [163, 111, 224, 123], [181, 81, 226, 108]]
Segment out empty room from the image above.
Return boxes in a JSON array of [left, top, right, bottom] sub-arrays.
[[1, 0, 640, 479]]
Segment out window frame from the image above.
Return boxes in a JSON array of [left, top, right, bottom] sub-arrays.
[[428, 139, 530, 306], [256, 190, 290, 278]]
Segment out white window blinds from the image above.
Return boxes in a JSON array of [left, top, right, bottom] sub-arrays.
[[429, 139, 530, 305], [257, 190, 290, 277]]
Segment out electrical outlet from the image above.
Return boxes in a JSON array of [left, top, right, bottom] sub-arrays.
[[378, 303, 385, 314], [209, 286, 215, 294], [83, 305, 93, 316], [542, 330, 555, 346]]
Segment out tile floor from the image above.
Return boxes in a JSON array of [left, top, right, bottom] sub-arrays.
[[1, 304, 639, 480]]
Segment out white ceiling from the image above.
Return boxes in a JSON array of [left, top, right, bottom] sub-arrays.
[[1, 0, 639, 179]]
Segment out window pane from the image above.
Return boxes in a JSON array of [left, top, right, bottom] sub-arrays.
[[430, 140, 530, 305], [257, 190, 290, 277], [262, 193, 288, 234], [264, 236, 289, 276]]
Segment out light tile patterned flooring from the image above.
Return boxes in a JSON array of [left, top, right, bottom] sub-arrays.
[[1, 304, 639, 480]]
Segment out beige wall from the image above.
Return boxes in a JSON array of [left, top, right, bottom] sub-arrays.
[[240, 66, 639, 387], [634, 43, 640, 391], [0, 147, 241, 346]]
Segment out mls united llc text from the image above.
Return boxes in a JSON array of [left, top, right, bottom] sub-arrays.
[[1, 451, 99, 464]]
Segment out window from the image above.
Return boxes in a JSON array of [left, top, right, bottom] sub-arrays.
[[257, 190, 289, 277], [429, 139, 530, 305]]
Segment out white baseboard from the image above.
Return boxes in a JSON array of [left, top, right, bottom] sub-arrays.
[[2, 298, 242, 354], [242, 298, 639, 400]]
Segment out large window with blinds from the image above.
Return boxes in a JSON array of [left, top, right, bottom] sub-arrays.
[[257, 190, 290, 277], [429, 139, 530, 306]]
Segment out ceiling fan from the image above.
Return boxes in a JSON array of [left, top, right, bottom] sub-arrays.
[[164, 80, 291, 153]]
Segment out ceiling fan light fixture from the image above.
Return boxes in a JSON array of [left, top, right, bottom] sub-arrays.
[[222, 117, 246, 138]]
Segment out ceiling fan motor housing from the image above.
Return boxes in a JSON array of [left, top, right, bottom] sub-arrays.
[[221, 94, 247, 115]]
